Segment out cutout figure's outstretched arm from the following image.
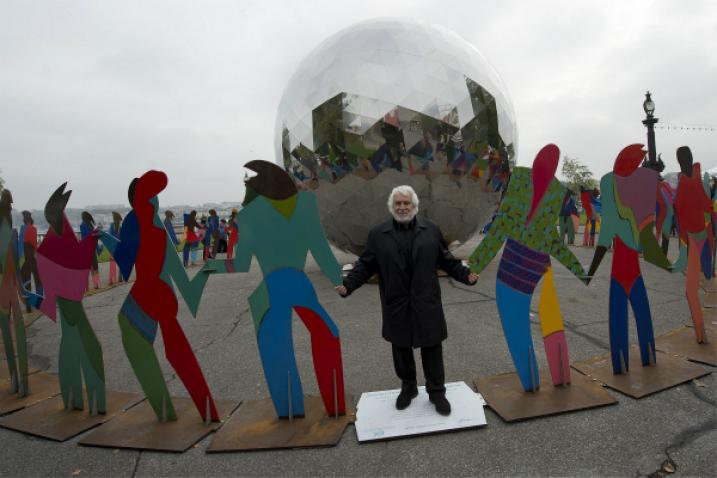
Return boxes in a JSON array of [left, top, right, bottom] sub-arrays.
[[468, 212, 507, 274], [549, 234, 587, 282], [98, 230, 119, 256], [164, 237, 209, 317], [305, 194, 341, 285], [640, 227, 672, 271]]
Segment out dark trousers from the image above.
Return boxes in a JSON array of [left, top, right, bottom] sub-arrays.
[[392, 343, 446, 398]]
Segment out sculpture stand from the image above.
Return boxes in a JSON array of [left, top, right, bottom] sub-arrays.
[[0, 390, 142, 441], [656, 323, 716, 366], [473, 369, 616, 422], [0, 372, 59, 415], [79, 397, 239, 452], [207, 395, 353, 452], [571, 346, 709, 399]]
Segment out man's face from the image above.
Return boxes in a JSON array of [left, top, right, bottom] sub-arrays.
[[392, 193, 415, 223]]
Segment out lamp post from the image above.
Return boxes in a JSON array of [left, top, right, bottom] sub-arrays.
[[642, 91, 659, 169]]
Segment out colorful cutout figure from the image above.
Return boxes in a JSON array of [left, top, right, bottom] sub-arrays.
[[204, 160, 346, 418], [655, 170, 675, 256], [469, 145, 587, 392], [35, 184, 106, 413], [19, 210, 43, 312], [0, 190, 29, 396], [672, 146, 715, 343], [101, 171, 218, 422], [182, 211, 200, 267], [586, 144, 671, 374], [164, 210, 179, 248], [226, 208, 238, 260], [107, 212, 123, 285], [80, 211, 103, 290]]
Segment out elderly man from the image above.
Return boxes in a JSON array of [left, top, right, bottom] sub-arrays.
[[337, 185, 478, 415]]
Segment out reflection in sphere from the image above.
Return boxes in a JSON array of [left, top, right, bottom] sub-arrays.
[[275, 19, 517, 254]]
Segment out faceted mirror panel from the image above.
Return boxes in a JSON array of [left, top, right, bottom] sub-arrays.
[[275, 19, 518, 254]]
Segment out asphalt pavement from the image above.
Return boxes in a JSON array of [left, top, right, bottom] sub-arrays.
[[1, 234, 715, 477]]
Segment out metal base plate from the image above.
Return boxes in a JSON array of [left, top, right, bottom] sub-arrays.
[[207, 395, 354, 452], [473, 369, 617, 422], [79, 397, 239, 452], [571, 347, 710, 399], [0, 390, 143, 441]]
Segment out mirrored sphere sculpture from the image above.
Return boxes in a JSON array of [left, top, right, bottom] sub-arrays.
[[275, 19, 518, 254]]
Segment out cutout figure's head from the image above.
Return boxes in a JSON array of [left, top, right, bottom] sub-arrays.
[[0, 189, 13, 225], [676, 146, 693, 177], [242, 160, 297, 207], [22, 210, 33, 225], [45, 183, 72, 235], [135, 171, 167, 214], [164, 210, 174, 221], [387, 185, 419, 224], [81, 211, 95, 228], [112, 211, 122, 229], [528, 144, 560, 223], [128, 177, 139, 207], [613, 144, 645, 177]]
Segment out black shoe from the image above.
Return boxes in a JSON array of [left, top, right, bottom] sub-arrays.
[[395, 387, 418, 410], [429, 395, 451, 416]]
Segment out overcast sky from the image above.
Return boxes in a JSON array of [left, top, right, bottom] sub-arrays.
[[2, 0, 715, 210]]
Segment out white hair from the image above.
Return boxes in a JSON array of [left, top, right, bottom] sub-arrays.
[[387, 185, 419, 216]]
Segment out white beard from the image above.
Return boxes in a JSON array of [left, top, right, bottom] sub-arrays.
[[391, 208, 417, 224]]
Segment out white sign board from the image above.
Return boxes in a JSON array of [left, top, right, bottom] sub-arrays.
[[355, 381, 487, 442]]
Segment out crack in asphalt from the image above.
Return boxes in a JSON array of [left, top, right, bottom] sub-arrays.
[[640, 418, 717, 478], [130, 450, 142, 478], [194, 306, 250, 355], [684, 381, 717, 407]]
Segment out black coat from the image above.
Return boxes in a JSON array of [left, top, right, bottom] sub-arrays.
[[343, 216, 472, 347]]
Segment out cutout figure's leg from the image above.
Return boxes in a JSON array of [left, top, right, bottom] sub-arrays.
[[295, 306, 345, 416], [119, 314, 176, 421], [538, 267, 571, 386], [496, 280, 539, 391], [686, 237, 705, 343], [182, 243, 190, 267], [608, 278, 630, 374], [628, 276, 656, 366], [700, 238, 713, 280], [109, 259, 117, 285], [11, 301, 28, 396], [160, 317, 219, 422], [59, 299, 106, 413], [583, 221, 590, 246], [58, 299, 84, 410], [257, 306, 304, 417], [0, 311, 19, 393]]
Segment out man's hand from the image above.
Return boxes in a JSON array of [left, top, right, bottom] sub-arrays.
[[468, 272, 479, 284], [335, 285, 348, 297]]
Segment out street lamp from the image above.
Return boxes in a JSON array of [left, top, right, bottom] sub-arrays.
[[642, 91, 659, 169]]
